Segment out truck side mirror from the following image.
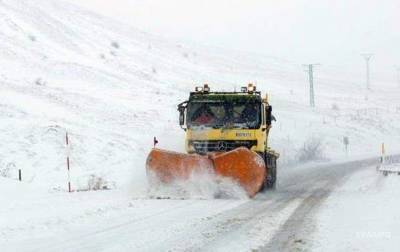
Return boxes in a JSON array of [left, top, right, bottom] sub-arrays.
[[179, 109, 185, 126], [177, 101, 188, 129], [266, 106, 273, 126]]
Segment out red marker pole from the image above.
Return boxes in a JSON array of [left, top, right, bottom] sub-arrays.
[[66, 132, 71, 193]]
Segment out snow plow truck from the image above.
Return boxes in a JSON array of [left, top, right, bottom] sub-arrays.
[[146, 84, 279, 197]]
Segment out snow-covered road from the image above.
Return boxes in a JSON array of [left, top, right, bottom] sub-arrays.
[[2, 156, 386, 252]]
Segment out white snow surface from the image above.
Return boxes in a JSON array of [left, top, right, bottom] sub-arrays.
[[312, 166, 400, 251], [1, 0, 400, 251]]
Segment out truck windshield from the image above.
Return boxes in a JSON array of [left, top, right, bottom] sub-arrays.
[[187, 101, 261, 129]]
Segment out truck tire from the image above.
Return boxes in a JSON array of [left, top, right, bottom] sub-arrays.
[[266, 158, 277, 190], [260, 153, 277, 191]]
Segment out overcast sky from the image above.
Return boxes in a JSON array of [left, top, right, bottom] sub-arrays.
[[68, 0, 399, 78]]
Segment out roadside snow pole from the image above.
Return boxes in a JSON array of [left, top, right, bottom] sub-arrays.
[[18, 169, 22, 181], [343, 136, 349, 156], [381, 143, 386, 166], [66, 132, 72, 193]]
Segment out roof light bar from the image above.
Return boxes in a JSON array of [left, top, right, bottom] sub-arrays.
[[248, 83, 256, 93], [195, 84, 211, 93]]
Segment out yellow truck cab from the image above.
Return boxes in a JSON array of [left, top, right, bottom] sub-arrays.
[[177, 84, 279, 188]]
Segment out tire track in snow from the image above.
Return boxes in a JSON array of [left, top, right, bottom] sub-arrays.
[[260, 157, 392, 251]]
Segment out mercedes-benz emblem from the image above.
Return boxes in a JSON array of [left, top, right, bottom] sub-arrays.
[[217, 141, 227, 151]]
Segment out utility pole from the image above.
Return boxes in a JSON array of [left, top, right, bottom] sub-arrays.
[[303, 64, 320, 107], [361, 53, 373, 89]]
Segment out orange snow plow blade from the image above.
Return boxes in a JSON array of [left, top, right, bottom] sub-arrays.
[[146, 149, 214, 183], [146, 147, 266, 197]]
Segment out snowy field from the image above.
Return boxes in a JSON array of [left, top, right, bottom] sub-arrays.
[[1, 0, 400, 251]]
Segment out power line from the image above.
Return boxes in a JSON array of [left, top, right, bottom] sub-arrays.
[[361, 53, 373, 89]]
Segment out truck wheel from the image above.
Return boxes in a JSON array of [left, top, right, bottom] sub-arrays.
[[268, 159, 277, 189], [262, 154, 277, 190]]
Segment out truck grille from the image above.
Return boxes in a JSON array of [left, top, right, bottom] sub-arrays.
[[190, 140, 257, 154]]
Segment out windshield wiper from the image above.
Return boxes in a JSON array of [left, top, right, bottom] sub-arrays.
[[211, 123, 225, 129]]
